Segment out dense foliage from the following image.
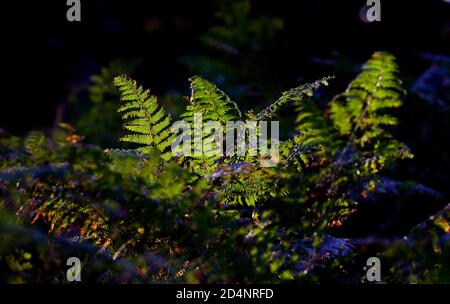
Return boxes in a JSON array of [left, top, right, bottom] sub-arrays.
[[0, 52, 449, 283]]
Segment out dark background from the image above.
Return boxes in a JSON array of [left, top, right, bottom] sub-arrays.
[[2, 0, 449, 133]]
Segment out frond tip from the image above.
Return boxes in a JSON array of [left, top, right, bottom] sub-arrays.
[[113, 75, 174, 160], [181, 75, 242, 123], [254, 76, 335, 121]]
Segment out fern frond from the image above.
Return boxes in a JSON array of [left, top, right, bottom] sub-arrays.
[[329, 52, 406, 147], [113, 75, 174, 161], [217, 164, 275, 206], [178, 76, 242, 172], [328, 52, 413, 176], [253, 76, 334, 121], [181, 75, 241, 123], [294, 98, 340, 155], [24, 132, 47, 156]]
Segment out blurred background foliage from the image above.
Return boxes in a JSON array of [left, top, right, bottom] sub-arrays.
[[1, 0, 449, 283]]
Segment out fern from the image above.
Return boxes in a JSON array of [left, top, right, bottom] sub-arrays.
[[330, 52, 405, 147], [174, 76, 238, 173], [289, 52, 415, 234], [295, 99, 336, 150], [112, 74, 333, 205], [293, 99, 337, 170], [3, 52, 445, 284], [113, 75, 174, 161], [252, 76, 334, 121]]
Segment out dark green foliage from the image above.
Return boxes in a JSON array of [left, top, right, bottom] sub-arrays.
[[114, 73, 329, 183], [178, 76, 242, 173]]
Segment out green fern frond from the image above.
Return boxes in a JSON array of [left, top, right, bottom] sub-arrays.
[[294, 98, 338, 155], [114, 75, 174, 161], [24, 132, 46, 156], [329, 52, 406, 147], [23, 131, 50, 160], [181, 75, 241, 123], [177, 76, 242, 172], [253, 76, 334, 121]]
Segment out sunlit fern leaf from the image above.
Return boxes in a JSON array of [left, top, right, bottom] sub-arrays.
[[330, 52, 406, 147], [227, 77, 334, 169], [179, 76, 242, 172], [253, 76, 334, 121], [24, 131, 48, 159], [114, 75, 174, 161], [328, 52, 413, 176]]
